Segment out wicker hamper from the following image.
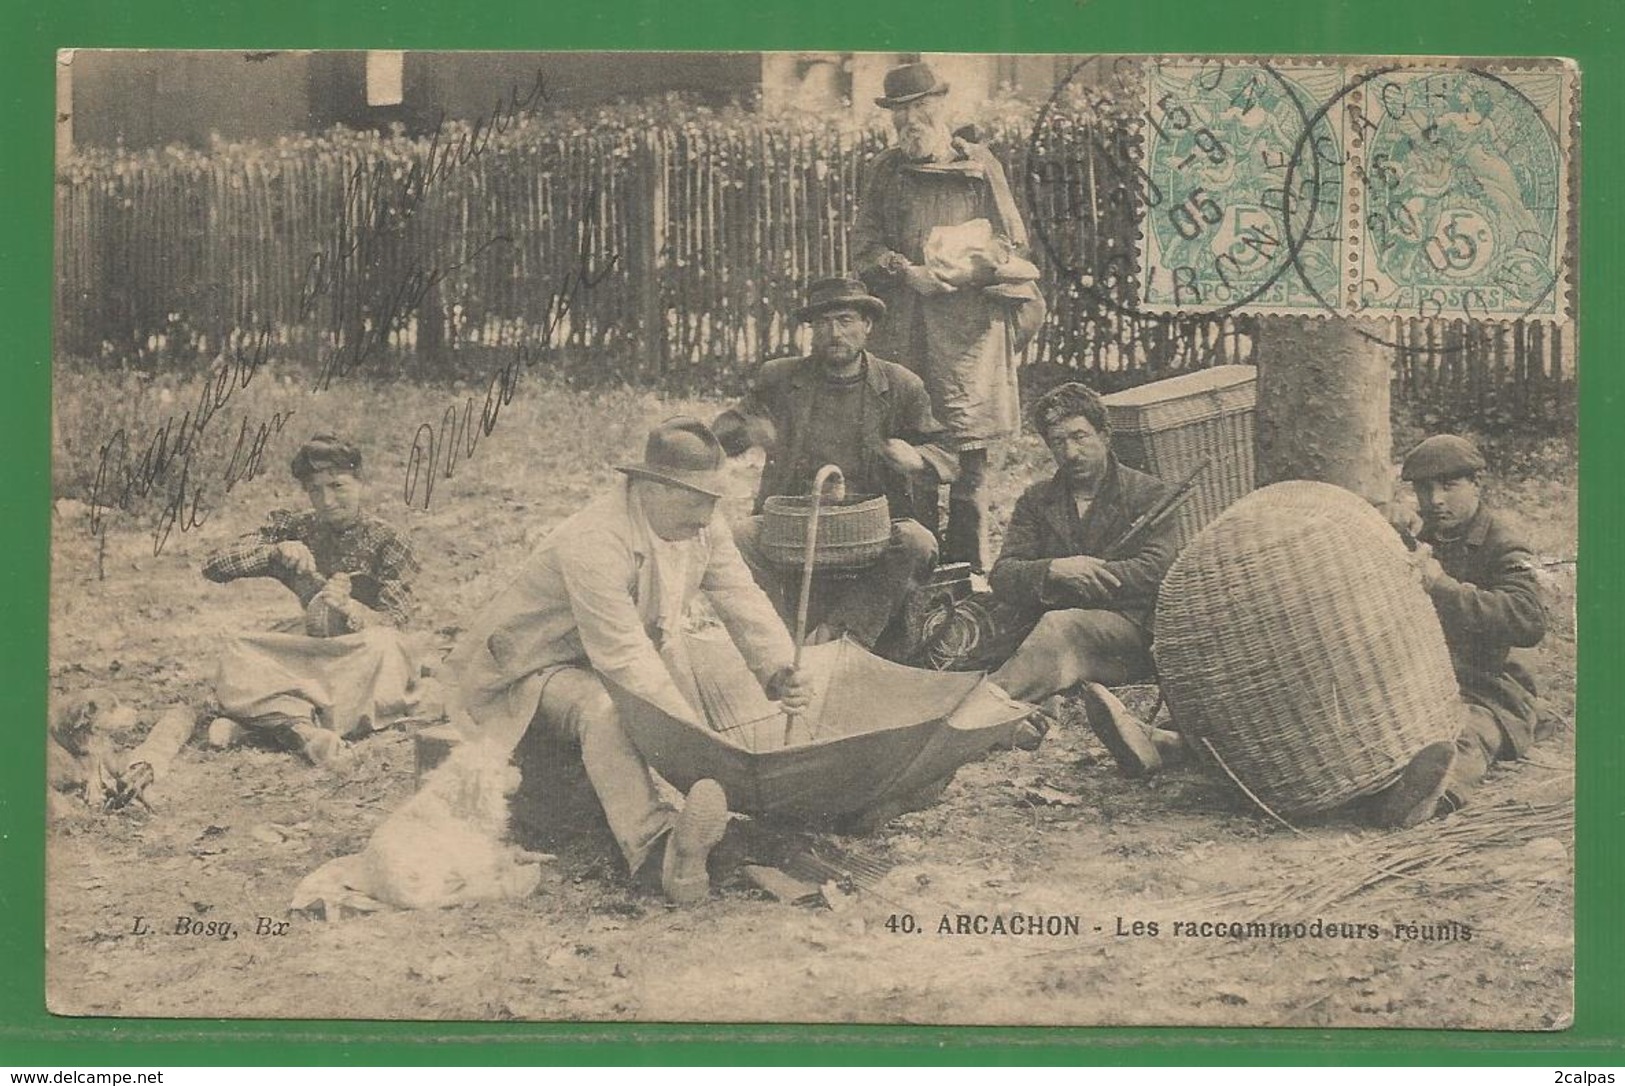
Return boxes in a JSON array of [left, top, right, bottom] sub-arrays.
[[1152, 481, 1462, 819], [1103, 365, 1257, 551]]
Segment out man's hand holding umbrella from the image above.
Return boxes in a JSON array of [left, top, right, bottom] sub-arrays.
[[764, 666, 816, 713]]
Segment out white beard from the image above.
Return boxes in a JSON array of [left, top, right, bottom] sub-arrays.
[[900, 126, 952, 162]]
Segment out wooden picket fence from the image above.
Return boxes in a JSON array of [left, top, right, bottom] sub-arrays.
[[53, 110, 1573, 426]]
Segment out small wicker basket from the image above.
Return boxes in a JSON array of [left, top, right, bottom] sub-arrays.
[[1153, 480, 1462, 819], [760, 493, 891, 571]]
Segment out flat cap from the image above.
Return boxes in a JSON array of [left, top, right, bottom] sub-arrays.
[[1401, 434, 1486, 482]]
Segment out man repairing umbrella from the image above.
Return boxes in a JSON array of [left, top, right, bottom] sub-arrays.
[[852, 61, 1039, 572], [447, 418, 814, 905], [1083, 434, 1550, 829], [713, 276, 958, 655]]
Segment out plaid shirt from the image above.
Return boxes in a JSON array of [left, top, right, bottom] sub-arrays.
[[202, 509, 418, 629]]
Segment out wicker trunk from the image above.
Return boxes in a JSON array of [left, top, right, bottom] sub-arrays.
[[1102, 365, 1257, 552], [1152, 481, 1462, 819]]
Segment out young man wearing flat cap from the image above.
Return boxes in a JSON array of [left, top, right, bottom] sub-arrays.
[[713, 275, 958, 653], [851, 61, 1035, 573], [1369, 433, 1550, 826], [448, 418, 814, 905], [1083, 433, 1550, 829]]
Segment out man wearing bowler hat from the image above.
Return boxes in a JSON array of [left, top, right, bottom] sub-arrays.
[[713, 276, 958, 654], [852, 60, 1036, 572], [448, 418, 814, 905]]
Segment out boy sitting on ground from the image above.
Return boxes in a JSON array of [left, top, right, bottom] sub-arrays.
[[202, 434, 425, 766]]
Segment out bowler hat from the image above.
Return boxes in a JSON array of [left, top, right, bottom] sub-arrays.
[[1401, 434, 1487, 482], [793, 276, 887, 324], [617, 417, 728, 498], [875, 62, 950, 108]]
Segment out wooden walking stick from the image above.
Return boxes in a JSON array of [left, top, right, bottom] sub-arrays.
[[785, 463, 844, 743]]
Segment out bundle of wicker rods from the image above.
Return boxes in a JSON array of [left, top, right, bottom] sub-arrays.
[[1189, 794, 1572, 916], [1153, 480, 1463, 819]]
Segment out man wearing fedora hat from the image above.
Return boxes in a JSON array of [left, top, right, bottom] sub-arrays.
[[713, 275, 958, 652], [852, 60, 1036, 573], [448, 417, 813, 904]]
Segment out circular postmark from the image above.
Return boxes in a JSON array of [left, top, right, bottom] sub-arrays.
[[1280, 64, 1568, 349], [1026, 56, 1342, 322]]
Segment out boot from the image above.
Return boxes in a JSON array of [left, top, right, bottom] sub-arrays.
[[290, 722, 348, 768], [1149, 728, 1189, 767], [205, 717, 245, 749], [1439, 735, 1494, 815]]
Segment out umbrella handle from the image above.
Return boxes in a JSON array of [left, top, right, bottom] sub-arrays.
[[787, 464, 843, 736]]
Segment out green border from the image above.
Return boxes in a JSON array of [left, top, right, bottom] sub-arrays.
[[4, 0, 1618, 1065]]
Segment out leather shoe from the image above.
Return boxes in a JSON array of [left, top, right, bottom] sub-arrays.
[[1370, 741, 1456, 829], [1080, 682, 1161, 778], [661, 779, 729, 905]]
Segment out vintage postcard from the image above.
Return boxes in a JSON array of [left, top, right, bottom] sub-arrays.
[[47, 50, 1577, 1028]]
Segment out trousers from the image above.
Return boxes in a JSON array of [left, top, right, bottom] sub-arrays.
[[989, 608, 1156, 702], [521, 666, 678, 875], [945, 447, 991, 572]]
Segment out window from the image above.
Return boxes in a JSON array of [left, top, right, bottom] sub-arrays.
[[365, 50, 405, 107]]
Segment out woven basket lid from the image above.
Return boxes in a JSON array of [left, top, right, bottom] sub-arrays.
[[1103, 365, 1256, 434], [1153, 480, 1461, 819]]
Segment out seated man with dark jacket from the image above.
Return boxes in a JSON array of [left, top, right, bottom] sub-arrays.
[[1082, 433, 1551, 828], [713, 276, 959, 653], [1373, 433, 1550, 826], [984, 383, 1179, 704]]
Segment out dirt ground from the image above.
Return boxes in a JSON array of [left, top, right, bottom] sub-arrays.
[[45, 372, 1577, 1029]]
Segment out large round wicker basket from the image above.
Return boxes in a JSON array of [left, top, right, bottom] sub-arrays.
[[1153, 480, 1461, 819], [760, 493, 891, 571]]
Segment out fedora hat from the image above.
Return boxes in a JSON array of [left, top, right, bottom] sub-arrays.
[[616, 417, 727, 498], [875, 62, 950, 108], [793, 276, 887, 324]]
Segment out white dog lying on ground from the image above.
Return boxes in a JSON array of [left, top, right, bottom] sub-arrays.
[[293, 737, 550, 914]]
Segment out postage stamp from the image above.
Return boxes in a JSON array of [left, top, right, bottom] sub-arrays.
[[1130, 57, 1576, 321], [1137, 59, 1347, 316], [1348, 65, 1573, 321], [47, 50, 1577, 1030]]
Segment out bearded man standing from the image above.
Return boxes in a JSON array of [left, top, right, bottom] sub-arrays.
[[852, 61, 1036, 571]]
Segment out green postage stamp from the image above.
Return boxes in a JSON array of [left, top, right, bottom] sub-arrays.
[[1131, 58, 1574, 321]]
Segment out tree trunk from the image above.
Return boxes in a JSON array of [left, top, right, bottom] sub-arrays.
[[1254, 316, 1393, 505]]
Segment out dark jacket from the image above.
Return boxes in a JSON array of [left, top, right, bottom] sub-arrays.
[[1420, 502, 1547, 754], [713, 352, 957, 520], [1421, 503, 1547, 675], [988, 457, 1177, 630]]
